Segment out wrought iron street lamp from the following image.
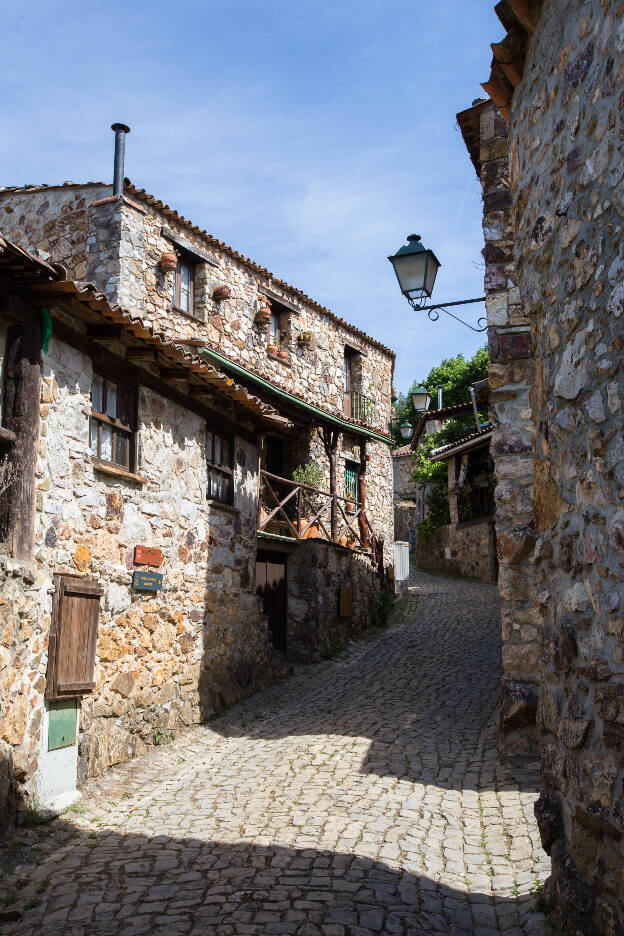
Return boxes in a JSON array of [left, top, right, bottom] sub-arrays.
[[410, 385, 431, 413], [388, 234, 486, 333]]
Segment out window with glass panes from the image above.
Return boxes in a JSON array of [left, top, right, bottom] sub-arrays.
[[90, 374, 136, 470], [269, 311, 280, 345], [206, 430, 234, 504], [172, 258, 194, 316]]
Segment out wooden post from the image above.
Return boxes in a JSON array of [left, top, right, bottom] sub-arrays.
[[0, 319, 42, 560], [358, 439, 370, 549], [322, 427, 339, 542]]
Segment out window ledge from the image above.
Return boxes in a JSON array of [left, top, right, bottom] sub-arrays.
[[91, 458, 148, 484], [267, 351, 292, 368], [206, 498, 239, 515], [171, 305, 207, 324]]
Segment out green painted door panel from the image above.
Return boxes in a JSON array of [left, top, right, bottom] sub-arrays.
[[48, 700, 77, 751]]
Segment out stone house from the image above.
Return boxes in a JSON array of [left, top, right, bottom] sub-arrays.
[[459, 1, 624, 930], [393, 383, 495, 581], [417, 426, 498, 583], [0, 163, 394, 826]]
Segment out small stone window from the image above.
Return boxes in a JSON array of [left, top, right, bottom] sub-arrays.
[[172, 257, 195, 317], [265, 296, 292, 354], [206, 429, 234, 505], [269, 311, 280, 346], [90, 372, 137, 471]]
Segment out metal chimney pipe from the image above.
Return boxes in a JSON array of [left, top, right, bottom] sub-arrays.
[[111, 123, 131, 195], [437, 385, 443, 409], [470, 385, 481, 432]]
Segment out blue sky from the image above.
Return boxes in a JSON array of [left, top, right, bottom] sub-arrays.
[[1, 1, 500, 391]]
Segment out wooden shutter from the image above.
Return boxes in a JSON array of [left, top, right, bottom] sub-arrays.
[[46, 576, 104, 700]]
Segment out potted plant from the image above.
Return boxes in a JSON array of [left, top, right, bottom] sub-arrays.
[[292, 461, 324, 539], [297, 330, 313, 349], [278, 334, 289, 360]]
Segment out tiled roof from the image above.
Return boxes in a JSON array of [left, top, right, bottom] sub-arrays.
[[430, 426, 493, 462], [392, 444, 413, 457], [0, 233, 287, 428], [0, 232, 390, 439], [0, 179, 395, 360], [478, 1, 546, 121], [456, 98, 492, 176]]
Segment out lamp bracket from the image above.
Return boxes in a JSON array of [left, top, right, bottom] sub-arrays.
[[406, 295, 487, 333]]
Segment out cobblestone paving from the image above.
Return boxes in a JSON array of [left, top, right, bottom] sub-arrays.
[[0, 571, 549, 935]]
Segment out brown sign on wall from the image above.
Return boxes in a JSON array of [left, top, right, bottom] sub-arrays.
[[134, 545, 163, 566]]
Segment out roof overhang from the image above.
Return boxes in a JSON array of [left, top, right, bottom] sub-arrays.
[[199, 347, 393, 446], [430, 429, 493, 462]]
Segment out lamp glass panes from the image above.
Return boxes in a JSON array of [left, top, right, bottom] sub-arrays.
[[410, 385, 431, 413], [388, 235, 440, 301]]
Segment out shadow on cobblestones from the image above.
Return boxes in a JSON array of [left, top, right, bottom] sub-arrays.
[[207, 574, 538, 795], [0, 574, 548, 935], [0, 821, 546, 935]]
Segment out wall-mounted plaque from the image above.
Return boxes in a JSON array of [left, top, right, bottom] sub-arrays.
[[134, 546, 164, 567], [132, 570, 163, 591]]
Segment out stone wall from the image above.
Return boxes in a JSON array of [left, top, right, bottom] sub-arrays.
[[287, 538, 383, 664], [393, 452, 426, 553], [417, 521, 496, 583], [508, 2, 624, 930], [0, 182, 394, 558], [476, 102, 539, 753], [0, 556, 51, 832], [1, 332, 286, 818], [0, 184, 109, 278]]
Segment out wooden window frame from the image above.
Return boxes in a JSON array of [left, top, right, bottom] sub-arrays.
[[269, 311, 281, 346], [206, 428, 235, 506], [46, 575, 104, 700], [89, 370, 138, 472], [172, 257, 195, 317]]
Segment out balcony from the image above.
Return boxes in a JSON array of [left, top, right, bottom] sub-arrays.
[[457, 485, 495, 524], [343, 390, 376, 428], [258, 470, 383, 569]]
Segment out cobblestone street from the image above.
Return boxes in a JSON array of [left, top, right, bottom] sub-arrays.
[[0, 572, 549, 936]]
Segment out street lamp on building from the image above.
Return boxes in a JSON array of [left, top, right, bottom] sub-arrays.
[[410, 385, 431, 414], [399, 421, 414, 441], [388, 234, 487, 332]]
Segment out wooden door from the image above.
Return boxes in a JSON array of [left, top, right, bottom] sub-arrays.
[[46, 576, 104, 700], [256, 551, 288, 655]]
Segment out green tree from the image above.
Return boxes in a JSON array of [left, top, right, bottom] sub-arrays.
[[392, 345, 489, 446]]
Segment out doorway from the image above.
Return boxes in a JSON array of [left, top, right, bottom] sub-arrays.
[[256, 550, 288, 655]]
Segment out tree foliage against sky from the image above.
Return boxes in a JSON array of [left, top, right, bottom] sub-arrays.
[[392, 346, 489, 447]]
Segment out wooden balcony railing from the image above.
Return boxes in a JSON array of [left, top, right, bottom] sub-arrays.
[[258, 470, 384, 570], [343, 390, 376, 427]]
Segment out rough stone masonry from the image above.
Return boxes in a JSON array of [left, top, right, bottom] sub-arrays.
[[465, 1, 624, 932]]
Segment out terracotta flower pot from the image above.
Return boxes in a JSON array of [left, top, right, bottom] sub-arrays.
[[338, 534, 348, 547], [307, 523, 319, 539], [255, 308, 271, 325], [160, 251, 178, 272], [278, 348, 289, 360], [213, 284, 232, 300], [346, 500, 355, 513], [267, 344, 278, 355], [297, 518, 310, 539]]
